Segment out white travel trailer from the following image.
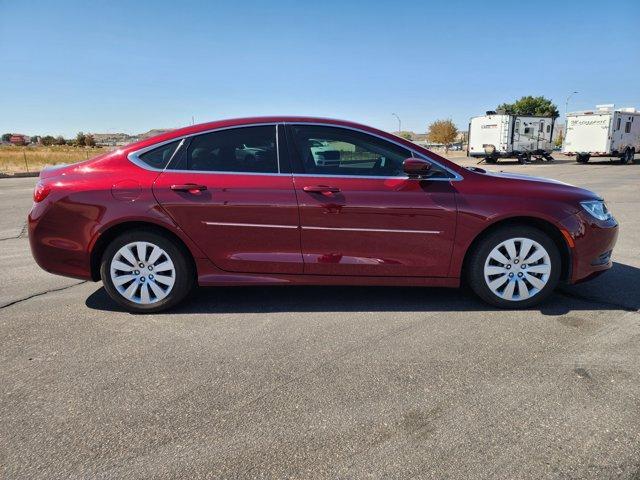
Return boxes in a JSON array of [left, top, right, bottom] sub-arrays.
[[562, 105, 640, 164], [468, 111, 556, 164]]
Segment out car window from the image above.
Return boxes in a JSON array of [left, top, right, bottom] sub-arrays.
[[178, 126, 278, 173], [138, 140, 182, 169], [289, 125, 412, 177]]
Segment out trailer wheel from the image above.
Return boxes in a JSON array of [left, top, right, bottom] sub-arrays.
[[621, 148, 633, 164], [485, 156, 498, 164], [576, 154, 590, 164]]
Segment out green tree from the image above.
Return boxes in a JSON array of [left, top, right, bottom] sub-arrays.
[[55, 136, 66, 145], [399, 132, 413, 140], [41, 135, 56, 146], [497, 96, 559, 118], [84, 134, 96, 147], [30, 136, 39, 144], [2, 133, 11, 142], [555, 131, 564, 148], [76, 132, 86, 147], [426, 119, 459, 152]]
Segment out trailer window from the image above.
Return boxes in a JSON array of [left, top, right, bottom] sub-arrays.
[[515, 120, 520, 132], [625, 121, 631, 133], [540, 121, 544, 132], [546, 125, 551, 133]]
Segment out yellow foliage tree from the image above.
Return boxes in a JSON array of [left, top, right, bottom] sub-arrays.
[[426, 119, 458, 152]]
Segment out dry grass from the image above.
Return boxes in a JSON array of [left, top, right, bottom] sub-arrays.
[[0, 146, 111, 174]]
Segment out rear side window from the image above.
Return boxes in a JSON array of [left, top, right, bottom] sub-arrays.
[[138, 140, 182, 169], [179, 126, 278, 173]]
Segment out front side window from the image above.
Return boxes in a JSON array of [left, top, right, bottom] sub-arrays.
[[138, 140, 182, 169], [177, 125, 277, 173], [289, 125, 412, 177]]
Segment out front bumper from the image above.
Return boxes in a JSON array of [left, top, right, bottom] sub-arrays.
[[564, 211, 619, 284]]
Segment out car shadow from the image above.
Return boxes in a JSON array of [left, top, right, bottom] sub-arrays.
[[85, 262, 639, 316]]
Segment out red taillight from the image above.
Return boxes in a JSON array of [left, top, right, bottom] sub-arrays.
[[33, 181, 50, 202]]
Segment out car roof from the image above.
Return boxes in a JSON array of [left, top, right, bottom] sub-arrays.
[[123, 116, 401, 152]]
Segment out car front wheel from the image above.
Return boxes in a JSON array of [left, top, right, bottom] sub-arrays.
[[467, 226, 561, 308], [100, 230, 194, 313]]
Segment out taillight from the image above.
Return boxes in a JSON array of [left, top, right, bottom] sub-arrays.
[[33, 181, 51, 202]]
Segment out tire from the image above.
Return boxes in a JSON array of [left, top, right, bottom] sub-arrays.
[[100, 229, 194, 313], [466, 226, 561, 309], [485, 156, 498, 164], [620, 148, 633, 164], [576, 154, 589, 164]]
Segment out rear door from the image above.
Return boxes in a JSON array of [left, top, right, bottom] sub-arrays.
[[286, 123, 458, 277], [151, 124, 303, 274]]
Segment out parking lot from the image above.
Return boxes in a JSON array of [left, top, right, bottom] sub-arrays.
[[1, 157, 639, 479]]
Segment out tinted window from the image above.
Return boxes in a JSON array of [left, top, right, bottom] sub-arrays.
[[289, 125, 411, 177], [138, 140, 181, 169], [181, 126, 277, 173]]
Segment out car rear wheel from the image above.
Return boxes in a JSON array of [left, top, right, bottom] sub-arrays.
[[100, 230, 194, 313], [467, 226, 561, 308]]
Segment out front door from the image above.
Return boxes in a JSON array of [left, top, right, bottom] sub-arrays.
[[286, 124, 457, 277], [152, 124, 303, 274]]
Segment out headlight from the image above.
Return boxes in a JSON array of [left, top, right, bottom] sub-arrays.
[[580, 200, 612, 221]]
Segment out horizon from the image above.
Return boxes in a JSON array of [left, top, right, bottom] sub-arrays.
[[1, 0, 639, 138]]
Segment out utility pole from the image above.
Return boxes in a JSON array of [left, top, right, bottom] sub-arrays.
[[392, 113, 401, 134], [564, 92, 578, 148]]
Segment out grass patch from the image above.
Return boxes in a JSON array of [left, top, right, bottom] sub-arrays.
[[0, 146, 111, 174]]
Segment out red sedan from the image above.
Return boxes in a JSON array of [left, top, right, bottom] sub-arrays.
[[29, 117, 618, 313]]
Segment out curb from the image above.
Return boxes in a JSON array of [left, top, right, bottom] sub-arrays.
[[0, 172, 40, 179]]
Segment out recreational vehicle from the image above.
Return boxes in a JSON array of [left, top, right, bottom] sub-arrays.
[[468, 112, 555, 164], [562, 105, 639, 164]]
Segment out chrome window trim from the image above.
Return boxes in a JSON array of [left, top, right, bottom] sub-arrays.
[[127, 122, 283, 175], [285, 122, 463, 182], [127, 120, 463, 181]]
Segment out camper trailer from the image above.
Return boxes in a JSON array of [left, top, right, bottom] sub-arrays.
[[562, 105, 640, 164], [468, 111, 555, 164]]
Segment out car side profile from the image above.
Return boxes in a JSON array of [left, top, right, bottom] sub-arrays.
[[28, 117, 619, 313]]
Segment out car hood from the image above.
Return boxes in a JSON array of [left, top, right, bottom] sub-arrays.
[[472, 169, 602, 204]]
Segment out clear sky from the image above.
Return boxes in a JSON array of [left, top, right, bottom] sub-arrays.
[[1, 0, 639, 137]]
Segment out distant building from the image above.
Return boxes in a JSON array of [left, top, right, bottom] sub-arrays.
[[9, 134, 29, 145]]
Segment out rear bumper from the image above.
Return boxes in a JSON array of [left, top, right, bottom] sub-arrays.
[[565, 211, 619, 284], [28, 199, 94, 281]]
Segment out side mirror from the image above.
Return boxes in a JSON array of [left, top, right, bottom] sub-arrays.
[[403, 157, 432, 178]]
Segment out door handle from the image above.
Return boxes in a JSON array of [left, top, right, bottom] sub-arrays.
[[170, 183, 207, 193], [303, 185, 340, 193]]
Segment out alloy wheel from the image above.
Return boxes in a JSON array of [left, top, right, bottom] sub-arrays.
[[483, 237, 551, 302], [110, 241, 176, 304]]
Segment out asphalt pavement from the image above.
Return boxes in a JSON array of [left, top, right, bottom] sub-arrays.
[[1, 156, 639, 479]]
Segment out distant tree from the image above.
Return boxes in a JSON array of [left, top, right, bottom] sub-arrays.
[[2, 133, 11, 142], [497, 96, 559, 118], [41, 135, 56, 146], [84, 134, 96, 147], [399, 132, 413, 140], [76, 132, 86, 147], [30, 135, 39, 144], [426, 119, 459, 152], [555, 132, 564, 148], [55, 136, 66, 145]]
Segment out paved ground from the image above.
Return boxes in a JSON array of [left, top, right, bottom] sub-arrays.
[[1, 156, 639, 479]]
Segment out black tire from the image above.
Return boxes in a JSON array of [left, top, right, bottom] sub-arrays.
[[620, 148, 633, 165], [100, 229, 194, 313], [466, 226, 561, 309], [485, 156, 498, 164], [576, 154, 589, 164]]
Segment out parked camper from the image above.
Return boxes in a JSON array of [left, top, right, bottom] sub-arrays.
[[468, 111, 555, 164], [563, 105, 640, 164]]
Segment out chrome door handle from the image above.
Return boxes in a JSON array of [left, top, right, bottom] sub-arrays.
[[303, 185, 340, 193], [170, 184, 207, 193]]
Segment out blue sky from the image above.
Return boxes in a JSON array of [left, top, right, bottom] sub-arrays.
[[1, 0, 639, 137]]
